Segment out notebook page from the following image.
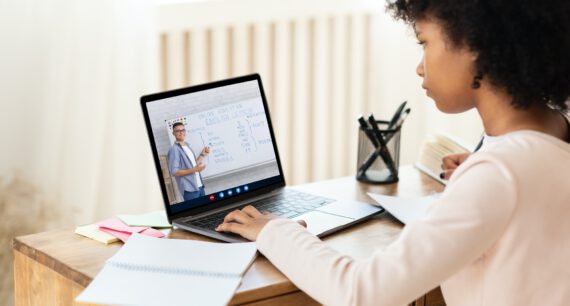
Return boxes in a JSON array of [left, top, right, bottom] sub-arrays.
[[76, 234, 257, 306], [76, 263, 241, 306], [415, 133, 472, 185], [110, 234, 257, 276]]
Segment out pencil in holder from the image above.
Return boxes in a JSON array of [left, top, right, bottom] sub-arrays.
[[356, 120, 401, 184]]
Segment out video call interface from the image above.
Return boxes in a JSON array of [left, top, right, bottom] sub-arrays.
[[146, 80, 281, 213]]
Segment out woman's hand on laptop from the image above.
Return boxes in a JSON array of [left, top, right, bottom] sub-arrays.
[[216, 205, 307, 241]]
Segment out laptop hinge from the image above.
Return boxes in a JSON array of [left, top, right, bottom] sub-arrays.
[[177, 187, 285, 223]]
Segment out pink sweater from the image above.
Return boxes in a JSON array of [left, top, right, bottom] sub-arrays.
[[256, 131, 570, 306]]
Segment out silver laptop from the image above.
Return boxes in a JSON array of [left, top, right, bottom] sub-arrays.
[[141, 74, 382, 242]]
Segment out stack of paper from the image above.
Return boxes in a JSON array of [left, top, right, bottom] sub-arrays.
[[76, 234, 257, 306]]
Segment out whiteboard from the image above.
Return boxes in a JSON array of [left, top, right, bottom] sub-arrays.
[[166, 98, 277, 178]]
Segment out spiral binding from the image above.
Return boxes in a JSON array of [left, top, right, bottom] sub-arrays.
[[108, 260, 241, 279]]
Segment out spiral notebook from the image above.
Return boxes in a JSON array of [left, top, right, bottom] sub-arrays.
[[76, 234, 257, 306]]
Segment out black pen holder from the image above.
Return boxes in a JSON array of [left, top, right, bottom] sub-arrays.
[[356, 120, 401, 184]]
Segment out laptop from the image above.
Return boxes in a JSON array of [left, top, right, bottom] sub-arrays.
[[141, 74, 382, 242]]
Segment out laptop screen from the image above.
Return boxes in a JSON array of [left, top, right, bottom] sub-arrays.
[[141, 75, 285, 215]]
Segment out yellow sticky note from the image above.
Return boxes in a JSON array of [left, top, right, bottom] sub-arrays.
[[75, 224, 120, 244]]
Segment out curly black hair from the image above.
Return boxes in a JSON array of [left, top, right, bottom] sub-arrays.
[[386, 0, 570, 112]]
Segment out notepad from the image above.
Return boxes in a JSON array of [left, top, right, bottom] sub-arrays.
[[76, 234, 257, 306], [75, 224, 120, 244]]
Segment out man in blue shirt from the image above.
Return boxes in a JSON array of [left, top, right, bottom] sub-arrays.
[[167, 122, 210, 202]]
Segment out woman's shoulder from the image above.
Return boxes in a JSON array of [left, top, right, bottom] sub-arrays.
[[481, 130, 570, 156], [452, 131, 570, 187]]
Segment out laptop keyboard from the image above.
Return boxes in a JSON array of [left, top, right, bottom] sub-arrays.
[[184, 190, 334, 231]]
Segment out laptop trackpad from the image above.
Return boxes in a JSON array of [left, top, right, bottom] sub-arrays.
[[317, 200, 382, 219], [293, 211, 352, 236]]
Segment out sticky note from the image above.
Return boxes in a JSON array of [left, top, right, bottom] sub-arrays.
[[116, 211, 172, 228], [75, 224, 120, 244], [97, 217, 165, 242]]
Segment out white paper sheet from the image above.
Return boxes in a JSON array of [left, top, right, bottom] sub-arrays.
[[76, 234, 257, 306], [367, 193, 440, 224]]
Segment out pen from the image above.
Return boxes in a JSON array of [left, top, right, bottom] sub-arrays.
[[357, 115, 382, 175], [388, 101, 408, 129], [358, 146, 380, 174], [385, 108, 411, 143], [357, 115, 379, 148], [360, 109, 411, 175], [473, 134, 484, 152], [395, 108, 411, 127], [360, 109, 411, 174], [367, 114, 398, 177]]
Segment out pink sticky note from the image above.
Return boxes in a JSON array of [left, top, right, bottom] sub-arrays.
[[98, 227, 131, 242], [97, 217, 148, 234], [140, 227, 165, 238], [97, 217, 165, 242]]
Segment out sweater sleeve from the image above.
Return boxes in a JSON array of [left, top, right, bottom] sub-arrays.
[[256, 156, 517, 306]]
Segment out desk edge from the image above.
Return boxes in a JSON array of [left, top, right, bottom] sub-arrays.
[[13, 237, 93, 287]]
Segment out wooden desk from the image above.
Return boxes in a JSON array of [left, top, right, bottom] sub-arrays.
[[13, 166, 446, 306]]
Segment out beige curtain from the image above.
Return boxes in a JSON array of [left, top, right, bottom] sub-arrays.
[[0, 1, 162, 303]]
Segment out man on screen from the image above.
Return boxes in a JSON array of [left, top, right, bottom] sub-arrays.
[[167, 122, 211, 202]]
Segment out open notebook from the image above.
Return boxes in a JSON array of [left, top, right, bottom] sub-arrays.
[[76, 234, 257, 306], [415, 133, 474, 185]]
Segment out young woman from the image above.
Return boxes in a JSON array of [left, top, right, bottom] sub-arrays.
[[217, 1, 570, 305]]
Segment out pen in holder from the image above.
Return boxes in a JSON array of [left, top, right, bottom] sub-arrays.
[[356, 120, 401, 184]]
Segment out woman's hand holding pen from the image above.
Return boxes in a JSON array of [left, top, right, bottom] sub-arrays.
[[216, 205, 307, 241], [440, 153, 470, 180]]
